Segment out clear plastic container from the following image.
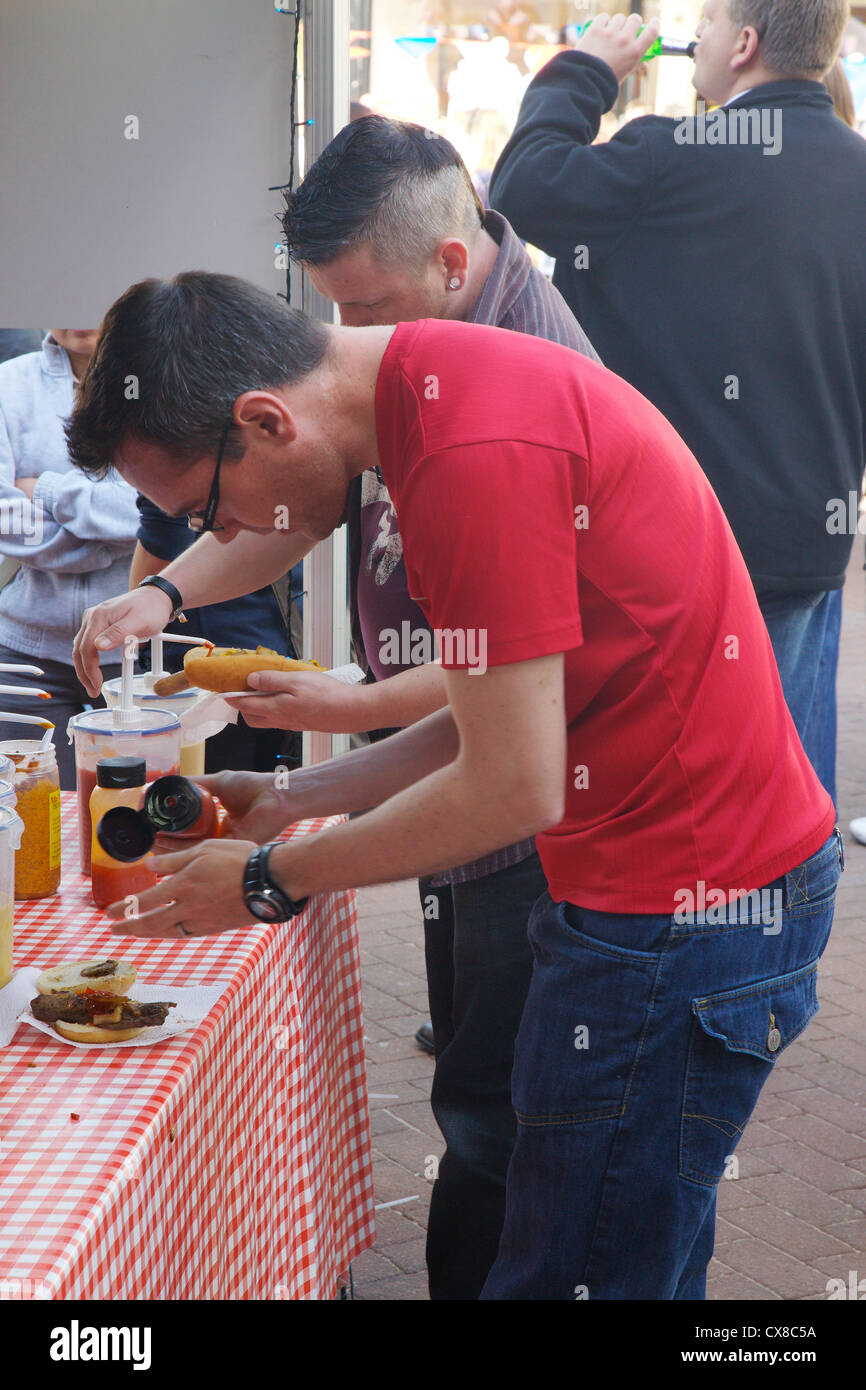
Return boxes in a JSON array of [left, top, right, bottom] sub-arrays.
[[101, 675, 230, 776], [0, 741, 61, 900], [0, 804, 24, 987], [68, 709, 182, 875], [0, 778, 16, 810], [0, 755, 13, 784]]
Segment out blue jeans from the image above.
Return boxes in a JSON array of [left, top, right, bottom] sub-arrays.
[[758, 589, 842, 809], [421, 850, 547, 1299], [481, 831, 842, 1300]]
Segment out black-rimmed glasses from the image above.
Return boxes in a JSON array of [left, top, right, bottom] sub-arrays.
[[187, 423, 229, 532]]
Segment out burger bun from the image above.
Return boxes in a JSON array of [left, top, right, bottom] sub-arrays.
[[54, 1020, 146, 1045], [35, 959, 137, 997]]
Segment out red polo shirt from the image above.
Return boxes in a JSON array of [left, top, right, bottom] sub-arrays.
[[375, 319, 835, 911]]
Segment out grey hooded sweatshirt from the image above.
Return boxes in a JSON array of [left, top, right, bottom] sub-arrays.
[[0, 334, 139, 664]]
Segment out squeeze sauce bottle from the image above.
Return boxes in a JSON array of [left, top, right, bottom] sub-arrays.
[[142, 777, 224, 839], [89, 757, 158, 910], [95, 775, 225, 868]]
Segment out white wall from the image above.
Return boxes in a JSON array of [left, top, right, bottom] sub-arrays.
[[0, 0, 294, 322]]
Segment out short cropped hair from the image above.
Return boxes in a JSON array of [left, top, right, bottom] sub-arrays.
[[728, 0, 848, 78], [66, 271, 330, 477], [282, 116, 485, 273]]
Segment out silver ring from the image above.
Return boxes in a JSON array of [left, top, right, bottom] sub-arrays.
[[174, 921, 194, 938]]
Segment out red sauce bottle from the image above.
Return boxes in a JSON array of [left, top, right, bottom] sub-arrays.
[[89, 758, 157, 909], [143, 777, 224, 839], [95, 776, 225, 867]]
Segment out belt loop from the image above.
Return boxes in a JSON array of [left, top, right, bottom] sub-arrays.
[[835, 827, 845, 874]]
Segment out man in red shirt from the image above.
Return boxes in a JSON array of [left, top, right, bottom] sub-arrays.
[[70, 274, 839, 1299]]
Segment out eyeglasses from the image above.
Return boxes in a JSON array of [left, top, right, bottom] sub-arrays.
[[187, 423, 229, 533]]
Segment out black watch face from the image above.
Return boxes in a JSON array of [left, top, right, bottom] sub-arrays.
[[247, 892, 284, 923]]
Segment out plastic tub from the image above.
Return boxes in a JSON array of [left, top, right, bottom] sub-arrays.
[[101, 675, 231, 776], [68, 709, 182, 875]]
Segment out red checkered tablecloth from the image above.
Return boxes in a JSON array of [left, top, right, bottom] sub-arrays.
[[0, 795, 375, 1300]]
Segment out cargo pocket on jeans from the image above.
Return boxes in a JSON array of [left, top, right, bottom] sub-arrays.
[[679, 959, 820, 1186]]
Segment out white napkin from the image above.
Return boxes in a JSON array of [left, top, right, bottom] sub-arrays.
[[177, 692, 239, 738], [317, 663, 367, 686], [5, 975, 225, 1049], [0, 966, 41, 1047]]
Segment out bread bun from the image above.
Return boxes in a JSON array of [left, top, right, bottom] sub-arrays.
[[183, 645, 325, 693], [35, 959, 137, 997], [54, 1020, 146, 1044]]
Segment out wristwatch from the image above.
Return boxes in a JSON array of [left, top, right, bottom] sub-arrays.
[[137, 575, 185, 622], [242, 843, 308, 923]]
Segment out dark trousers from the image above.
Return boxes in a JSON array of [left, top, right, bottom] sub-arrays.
[[420, 850, 548, 1300], [204, 719, 286, 774]]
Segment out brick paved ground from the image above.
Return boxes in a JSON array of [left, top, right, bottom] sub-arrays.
[[351, 549, 866, 1301]]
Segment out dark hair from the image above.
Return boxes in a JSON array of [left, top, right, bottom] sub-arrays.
[[65, 271, 330, 477], [282, 116, 485, 270]]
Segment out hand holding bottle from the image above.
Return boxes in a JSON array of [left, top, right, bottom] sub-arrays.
[[184, 771, 297, 847], [575, 12, 661, 82]]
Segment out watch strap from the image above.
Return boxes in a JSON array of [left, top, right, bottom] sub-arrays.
[[137, 574, 185, 622], [243, 843, 308, 921], [262, 842, 308, 916]]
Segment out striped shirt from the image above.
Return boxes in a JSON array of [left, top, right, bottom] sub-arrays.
[[354, 208, 600, 885]]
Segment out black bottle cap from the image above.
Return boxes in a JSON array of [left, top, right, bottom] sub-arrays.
[[96, 806, 155, 862], [143, 775, 202, 833], [95, 756, 147, 789]]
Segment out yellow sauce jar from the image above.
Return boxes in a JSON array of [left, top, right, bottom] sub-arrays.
[[0, 742, 61, 900]]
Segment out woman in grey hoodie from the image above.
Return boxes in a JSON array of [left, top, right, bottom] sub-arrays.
[[0, 330, 139, 785]]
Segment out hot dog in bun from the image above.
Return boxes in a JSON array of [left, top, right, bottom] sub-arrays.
[[183, 645, 325, 694]]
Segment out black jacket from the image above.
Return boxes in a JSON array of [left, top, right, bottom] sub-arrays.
[[490, 53, 866, 592]]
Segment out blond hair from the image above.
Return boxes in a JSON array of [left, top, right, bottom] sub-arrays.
[[823, 56, 856, 124]]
